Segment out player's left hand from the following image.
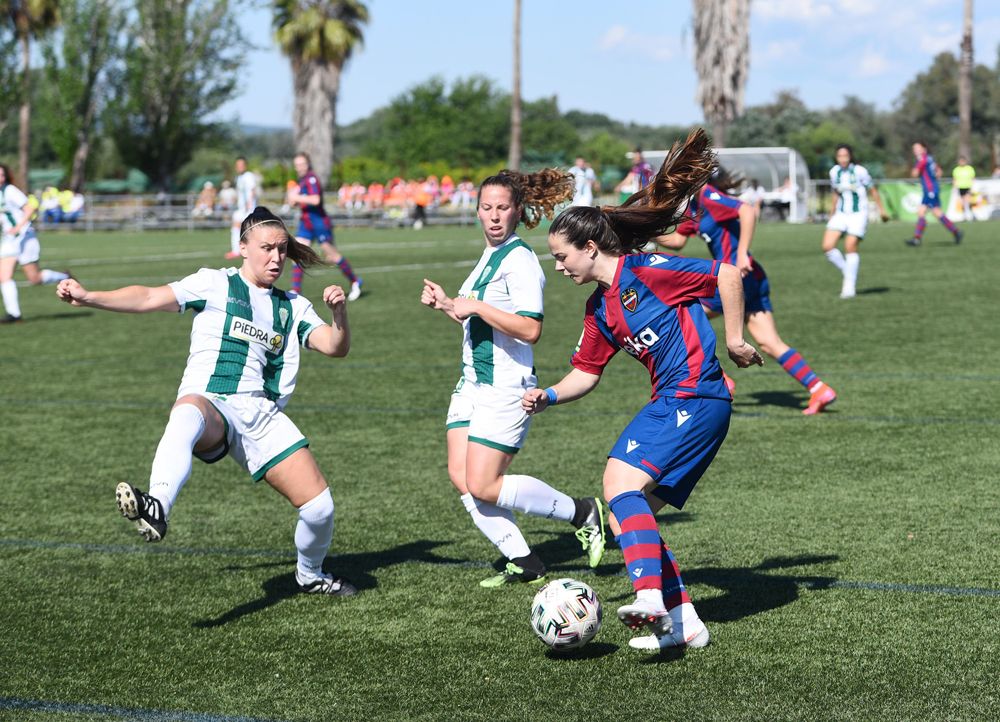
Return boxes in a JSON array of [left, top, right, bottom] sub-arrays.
[[322, 285, 346, 310], [727, 340, 764, 368], [736, 252, 753, 278], [521, 388, 549, 415]]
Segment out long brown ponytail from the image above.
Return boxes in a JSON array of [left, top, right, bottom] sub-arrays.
[[550, 128, 716, 255]]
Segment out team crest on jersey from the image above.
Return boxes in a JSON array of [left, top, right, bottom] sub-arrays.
[[621, 288, 638, 312], [278, 307, 289, 327]]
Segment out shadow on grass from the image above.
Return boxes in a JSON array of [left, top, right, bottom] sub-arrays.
[[545, 642, 618, 661], [737, 390, 804, 411], [856, 286, 890, 295], [194, 539, 465, 628]]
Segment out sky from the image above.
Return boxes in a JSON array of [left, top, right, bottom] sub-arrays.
[[219, 0, 1000, 130]]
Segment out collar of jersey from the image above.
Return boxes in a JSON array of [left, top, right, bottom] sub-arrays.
[[485, 233, 521, 253]]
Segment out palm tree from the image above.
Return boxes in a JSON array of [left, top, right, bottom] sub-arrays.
[[958, 0, 973, 161], [273, 0, 368, 187], [507, 0, 522, 171], [2, 0, 60, 186], [692, 0, 749, 148]]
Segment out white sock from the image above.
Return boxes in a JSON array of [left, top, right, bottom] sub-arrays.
[[461, 492, 531, 559], [668, 601, 700, 624], [824, 248, 846, 272], [147, 404, 206, 517], [637, 588, 667, 612], [230, 226, 240, 255], [295, 488, 334, 582], [39, 269, 69, 284], [844, 252, 860, 287], [496, 474, 575, 522], [1, 279, 21, 317]]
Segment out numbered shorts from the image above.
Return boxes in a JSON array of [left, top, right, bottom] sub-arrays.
[[297, 213, 334, 244], [0, 228, 40, 265], [921, 191, 940, 208], [446, 378, 533, 455], [609, 396, 732, 510], [826, 211, 868, 239], [192, 392, 309, 481], [702, 259, 772, 315]]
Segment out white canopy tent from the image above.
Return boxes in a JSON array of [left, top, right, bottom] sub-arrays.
[[631, 146, 811, 223]]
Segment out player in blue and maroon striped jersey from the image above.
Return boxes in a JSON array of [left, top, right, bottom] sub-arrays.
[[658, 172, 837, 416], [522, 129, 764, 652], [287, 152, 363, 300], [905, 141, 962, 247]]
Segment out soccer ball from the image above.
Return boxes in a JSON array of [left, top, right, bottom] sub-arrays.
[[530, 578, 602, 651]]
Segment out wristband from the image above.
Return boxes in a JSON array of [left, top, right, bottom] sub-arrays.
[[544, 387, 558, 406]]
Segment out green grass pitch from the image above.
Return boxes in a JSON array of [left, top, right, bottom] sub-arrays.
[[1, 218, 998, 721]]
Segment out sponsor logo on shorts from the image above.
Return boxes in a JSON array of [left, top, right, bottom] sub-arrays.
[[621, 288, 638, 312], [676, 409, 692, 427], [626, 439, 639, 453], [231, 318, 285, 351]]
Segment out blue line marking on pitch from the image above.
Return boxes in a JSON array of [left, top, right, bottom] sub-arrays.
[[0, 697, 285, 722], [3, 537, 999, 598]]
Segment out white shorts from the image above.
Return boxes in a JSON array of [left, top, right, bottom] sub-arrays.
[[446, 377, 532, 454], [826, 211, 868, 239], [193, 392, 308, 481], [0, 228, 40, 265], [232, 208, 252, 225]]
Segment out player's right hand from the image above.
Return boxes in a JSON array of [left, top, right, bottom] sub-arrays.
[[521, 388, 549, 415], [56, 278, 87, 306], [727, 340, 764, 368]]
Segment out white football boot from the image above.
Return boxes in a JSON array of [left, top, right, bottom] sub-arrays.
[[617, 595, 672, 635], [629, 603, 710, 651]]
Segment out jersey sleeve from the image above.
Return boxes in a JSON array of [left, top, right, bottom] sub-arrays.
[[5, 185, 28, 209], [829, 166, 838, 183], [295, 300, 326, 350], [168, 268, 218, 313], [570, 293, 618, 375], [632, 255, 720, 305], [503, 248, 545, 320], [703, 190, 742, 222], [857, 165, 873, 188], [675, 209, 699, 237]]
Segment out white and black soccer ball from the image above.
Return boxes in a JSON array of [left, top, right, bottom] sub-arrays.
[[530, 578, 602, 651]]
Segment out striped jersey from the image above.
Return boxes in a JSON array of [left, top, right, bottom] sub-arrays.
[[914, 153, 940, 197], [676, 185, 748, 266], [458, 234, 544, 389], [236, 171, 258, 214], [169, 267, 326, 408], [0, 183, 33, 237], [297, 170, 332, 233], [571, 253, 729, 402], [829, 163, 872, 214]]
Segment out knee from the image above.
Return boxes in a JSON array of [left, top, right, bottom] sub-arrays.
[[467, 473, 501, 503], [298, 486, 333, 523]]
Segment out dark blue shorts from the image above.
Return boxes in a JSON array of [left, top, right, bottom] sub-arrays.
[[703, 260, 772, 315], [297, 215, 334, 244], [608, 396, 731, 510], [921, 191, 940, 208]]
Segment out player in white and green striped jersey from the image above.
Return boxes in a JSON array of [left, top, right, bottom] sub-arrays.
[[822, 144, 889, 299], [56, 207, 357, 597], [422, 170, 606, 588]]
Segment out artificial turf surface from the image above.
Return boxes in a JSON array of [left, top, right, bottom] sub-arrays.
[[1, 218, 997, 721]]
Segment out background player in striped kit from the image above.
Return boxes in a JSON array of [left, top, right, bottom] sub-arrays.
[[0, 164, 72, 323], [225, 157, 258, 259], [287, 152, 363, 300], [56, 207, 358, 597], [906, 140, 962, 246], [421, 169, 607, 587], [523, 129, 763, 650], [822, 144, 889, 299], [658, 169, 837, 415]]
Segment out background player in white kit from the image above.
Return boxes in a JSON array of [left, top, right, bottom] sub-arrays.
[[57, 206, 358, 597], [568, 156, 596, 207], [821, 144, 888, 299], [226, 156, 258, 259], [421, 169, 606, 588], [0, 164, 72, 323]]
